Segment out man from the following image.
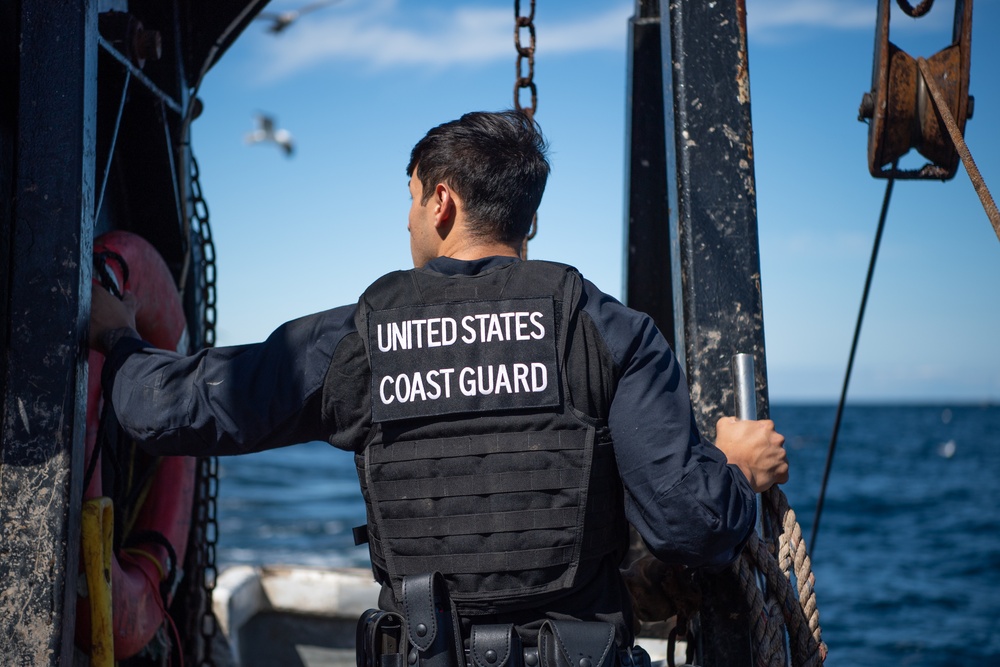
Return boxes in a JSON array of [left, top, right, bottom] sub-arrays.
[[91, 110, 787, 652]]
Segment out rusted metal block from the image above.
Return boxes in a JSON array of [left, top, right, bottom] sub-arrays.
[[861, 0, 973, 179]]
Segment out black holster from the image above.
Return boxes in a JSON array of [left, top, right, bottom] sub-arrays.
[[357, 608, 409, 667], [357, 573, 648, 667]]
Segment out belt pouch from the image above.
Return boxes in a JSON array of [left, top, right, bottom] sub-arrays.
[[357, 609, 409, 667], [470, 624, 521, 667], [402, 572, 462, 667], [537, 621, 616, 667]]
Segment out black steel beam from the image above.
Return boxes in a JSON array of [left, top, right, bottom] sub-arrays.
[[659, 0, 768, 664], [624, 0, 675, 347], [0, 1, 97, 663], [662, 0, 768, 431], [0, 0, 16, 380], [624, 2, 769, 663]]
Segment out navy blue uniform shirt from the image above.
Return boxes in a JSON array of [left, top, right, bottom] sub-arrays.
[[104, 256, 755, 568]]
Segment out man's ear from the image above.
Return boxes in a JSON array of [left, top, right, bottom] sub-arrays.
[[433, 183, 457, 229]]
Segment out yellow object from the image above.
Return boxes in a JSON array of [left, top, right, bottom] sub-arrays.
[[82, 497, 114, 667]]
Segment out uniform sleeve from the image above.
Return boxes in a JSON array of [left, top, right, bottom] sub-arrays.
[[580, 282, 755, 568], [102, 304, 357, 456]]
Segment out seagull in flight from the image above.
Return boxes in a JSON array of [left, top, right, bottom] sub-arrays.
[[255, 0, 342, 34], [245, 114, 295, 157]]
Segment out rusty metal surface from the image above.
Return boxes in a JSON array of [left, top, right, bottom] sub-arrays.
[[513, 0, 537, 121], [897, 0, 936, 17], [917, 57, 1000, 241], [514, 0, 539, 252], [862, 0, 973, 179]]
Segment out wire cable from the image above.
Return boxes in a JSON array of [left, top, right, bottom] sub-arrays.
[[808, 164, 896, 555]]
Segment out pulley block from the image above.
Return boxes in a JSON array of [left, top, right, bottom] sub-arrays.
[[859, 0, 973, 179]]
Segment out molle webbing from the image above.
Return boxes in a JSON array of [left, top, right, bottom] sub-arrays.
[[365, 427, 621, 604], [356, 260, 626, 610]]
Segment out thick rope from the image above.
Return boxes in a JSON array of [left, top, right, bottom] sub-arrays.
[[741, 533, 826, 667], [735, 487, 828, 667], [916, 57, 1000, 242], [734, 552, 785, 667], [768, 489, 824, 655]]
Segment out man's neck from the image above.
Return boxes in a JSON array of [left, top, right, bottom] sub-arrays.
[[437, 238, 522, 262]]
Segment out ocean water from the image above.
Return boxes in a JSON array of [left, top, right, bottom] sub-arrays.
[[216, 404, 1000, 666]]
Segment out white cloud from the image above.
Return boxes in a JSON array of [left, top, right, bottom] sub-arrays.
[[746, 0, 951, 42], [747, 0, 874, 34], [254, 0, 631, 81], [250, 0, 951, 80], [542, 5, 631, 53]]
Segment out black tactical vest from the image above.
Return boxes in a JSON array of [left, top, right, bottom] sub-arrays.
[[352, 260, 627, 617]]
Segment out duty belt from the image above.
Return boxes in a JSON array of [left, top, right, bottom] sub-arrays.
[[356, 573, 651, 667]]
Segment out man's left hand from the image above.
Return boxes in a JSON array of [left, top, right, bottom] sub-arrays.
[[715, 416, 789, 493], [90, 284, 138, 354]]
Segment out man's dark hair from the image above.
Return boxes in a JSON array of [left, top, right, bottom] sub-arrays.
[[407, 110, 550, 245]]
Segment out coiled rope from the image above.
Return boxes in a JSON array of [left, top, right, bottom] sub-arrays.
[[733, 486, 828, 666]]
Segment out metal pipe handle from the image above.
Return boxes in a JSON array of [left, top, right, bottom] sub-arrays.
[[731, 353, 757, 421]]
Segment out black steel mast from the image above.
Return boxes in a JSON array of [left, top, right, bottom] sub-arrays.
[[625, 0, 768, 663], [0, 3, 97, 662]]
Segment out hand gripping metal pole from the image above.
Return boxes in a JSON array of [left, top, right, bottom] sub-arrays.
[[731, 354, 767, 597]]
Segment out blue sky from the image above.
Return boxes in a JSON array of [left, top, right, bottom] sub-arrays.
[[192, 0, 1000, 403]]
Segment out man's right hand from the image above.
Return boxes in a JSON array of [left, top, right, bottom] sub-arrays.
[[90, 284, 139, 355], [715, 416, 789, 493]]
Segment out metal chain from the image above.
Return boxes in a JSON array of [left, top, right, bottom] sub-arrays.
[[514, 0, 537, 121], [514, 0, 539, 248], [190, 155, 217, 347], [194, 455, 220, 667], [187, 154, 221, 667]]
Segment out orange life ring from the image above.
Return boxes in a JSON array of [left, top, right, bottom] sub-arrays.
[[77, 230, 197, 659]]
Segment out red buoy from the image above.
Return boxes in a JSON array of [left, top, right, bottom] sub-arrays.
[[77, 230, 196, 659]]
